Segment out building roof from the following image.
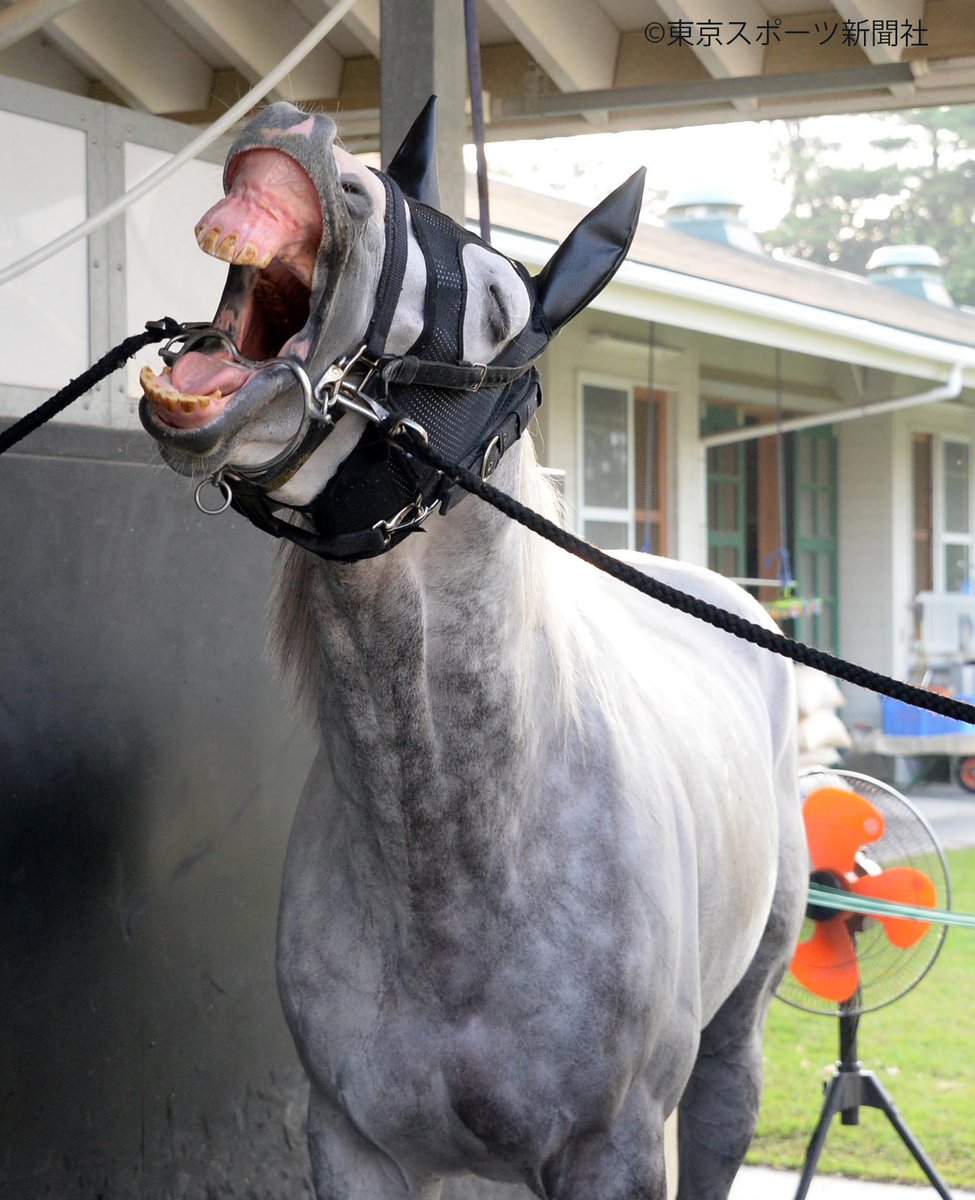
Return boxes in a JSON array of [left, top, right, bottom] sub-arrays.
[[1, 1, 974, 143], [473, 175, 975, 355]]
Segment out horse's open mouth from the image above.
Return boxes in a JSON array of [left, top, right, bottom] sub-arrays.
[[140, 147, 323, 437]]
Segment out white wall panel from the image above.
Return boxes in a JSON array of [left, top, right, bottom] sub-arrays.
[[0, 110, 87, 395], [125, 144, 225, 404]]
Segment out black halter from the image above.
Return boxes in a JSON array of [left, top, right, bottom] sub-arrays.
[[179, 174, 546, 563]]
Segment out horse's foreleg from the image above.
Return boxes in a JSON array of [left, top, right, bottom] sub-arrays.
[[676, 882, 803, 1200], [306, 1088, 442, 1200], [674, 1006, 765, 1200], [539, 1084, 668, 1200]]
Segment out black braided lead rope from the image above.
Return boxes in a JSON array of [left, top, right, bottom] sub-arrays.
[[0, 318, 181, 458], [6, 323, 975, 727], [395, 429, 975, 726]]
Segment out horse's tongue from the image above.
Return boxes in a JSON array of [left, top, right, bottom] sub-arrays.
[[171, 351, 252, 397]]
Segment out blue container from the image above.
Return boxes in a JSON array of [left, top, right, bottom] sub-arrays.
[[883, 697, 923, 736], [955, 693, 975, 735], [919, 707, 964, 736]]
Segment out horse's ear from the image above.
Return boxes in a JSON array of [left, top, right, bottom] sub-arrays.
[[386, 95, 441, 208], [534, 168, 646, 334]]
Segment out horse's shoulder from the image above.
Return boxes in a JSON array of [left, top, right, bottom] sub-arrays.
[[591, 552, 797, 730], [607, 551, 779, 631]]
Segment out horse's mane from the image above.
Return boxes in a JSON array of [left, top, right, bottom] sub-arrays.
[[506, 435, 616, 741], [268, 433, 614, 742]]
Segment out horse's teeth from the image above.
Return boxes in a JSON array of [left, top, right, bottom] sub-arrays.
[[217, 233, 239, 259], [140, 365, 223, 412], [199, 225, 223, 255], [233, 242, 273, 268]]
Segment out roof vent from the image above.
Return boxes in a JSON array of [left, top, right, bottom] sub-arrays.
[[663, 186, 763, 254], [866, 244, 953, 306]]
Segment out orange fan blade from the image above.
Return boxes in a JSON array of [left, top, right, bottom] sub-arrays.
[[803, 787, 886, 873], [791, 918, 860, 1002], [852, 867, 937, 948]]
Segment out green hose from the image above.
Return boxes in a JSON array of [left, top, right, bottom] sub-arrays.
[[807, 883, 975, 929]]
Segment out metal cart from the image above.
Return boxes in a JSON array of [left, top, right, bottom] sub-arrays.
[[855, 728, 975, 792]]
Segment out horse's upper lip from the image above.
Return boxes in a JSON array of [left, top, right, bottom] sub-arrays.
[[140, 144, 332, 447]]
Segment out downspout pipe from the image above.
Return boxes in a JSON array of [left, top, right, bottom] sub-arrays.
[[701, 364, 965, 449], [0, 0, 86, 53]]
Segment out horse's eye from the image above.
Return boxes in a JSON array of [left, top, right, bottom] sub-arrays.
[[339, 175, 372, 219], [488, 282, 511, 341]]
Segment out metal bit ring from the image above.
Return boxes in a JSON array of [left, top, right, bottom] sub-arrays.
[[194, 475, 234, 515]]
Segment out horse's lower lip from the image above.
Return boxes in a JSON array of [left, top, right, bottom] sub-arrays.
[[139, 362, 294, 456]]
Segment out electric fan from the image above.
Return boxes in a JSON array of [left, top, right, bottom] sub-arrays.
[[777, 769, 953, 1200]]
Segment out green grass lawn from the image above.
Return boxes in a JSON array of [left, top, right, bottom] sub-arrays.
[[748, 847, 975, 1187]]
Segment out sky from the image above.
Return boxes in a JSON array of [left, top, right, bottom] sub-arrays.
[[471, 112, 900, 233]]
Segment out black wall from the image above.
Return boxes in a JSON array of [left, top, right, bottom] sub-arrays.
[[0, 421, 317, 1198], [0, 420, 534, 1200]]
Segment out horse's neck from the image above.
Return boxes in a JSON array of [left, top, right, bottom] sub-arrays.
[[276, 442, 551, 885]]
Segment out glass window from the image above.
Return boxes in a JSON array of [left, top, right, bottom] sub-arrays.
[[709, 480, 740, 532], [711, 443, 738, 476], [582, 385, 629, 509], [815, 488, 833, 539], [912, 434, 933, 595], [941, 440, 972, 591], [580, 381, 670, 554], [946, 544, 971, 593], [944, 442, 970, 534], [796, 434, 814, 486], [583, 520, 629, 550], [709, 545, 743, 578]]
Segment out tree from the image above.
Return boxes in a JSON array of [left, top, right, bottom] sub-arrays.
[[765, 106, 975, 306]]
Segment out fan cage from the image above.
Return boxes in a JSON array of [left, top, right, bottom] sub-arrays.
[[777, 769, 952, 1016]]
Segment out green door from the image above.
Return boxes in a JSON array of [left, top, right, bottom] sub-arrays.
[[705, 406, 747, 579], [791, 427, 839, 652]]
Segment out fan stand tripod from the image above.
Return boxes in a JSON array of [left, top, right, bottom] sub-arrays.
[[793, 1000, 953, 1199]]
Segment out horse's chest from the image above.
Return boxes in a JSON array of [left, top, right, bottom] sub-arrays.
[[278, 872, 658, 1175], [292, 972, 635, 1179]]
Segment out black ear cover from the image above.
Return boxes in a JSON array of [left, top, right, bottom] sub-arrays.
[[386, 95, 441, 209], [534, 168, 646, 334]]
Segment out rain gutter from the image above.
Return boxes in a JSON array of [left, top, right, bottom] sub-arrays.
[[701, 365, 966, 448]]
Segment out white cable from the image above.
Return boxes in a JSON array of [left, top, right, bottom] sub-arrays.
[[0, 0, 359, 287]]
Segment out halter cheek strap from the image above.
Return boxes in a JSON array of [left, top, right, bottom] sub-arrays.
[[364, 172, 411, 360]]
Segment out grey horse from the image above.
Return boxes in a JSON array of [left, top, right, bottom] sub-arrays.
[[140, 100, 807, 1200]]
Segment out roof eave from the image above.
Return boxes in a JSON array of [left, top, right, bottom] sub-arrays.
[[489, 228, 975, 388]]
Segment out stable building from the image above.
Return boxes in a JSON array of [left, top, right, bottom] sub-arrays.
[[481, 179, 975, 727]]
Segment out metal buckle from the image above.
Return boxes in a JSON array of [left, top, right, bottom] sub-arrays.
[[480, 435, 502, 479], [314, 345, 391, 427], [386, 416, 430, 445], [371, 494, 439, 545], [470, 363, 488, 391]]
